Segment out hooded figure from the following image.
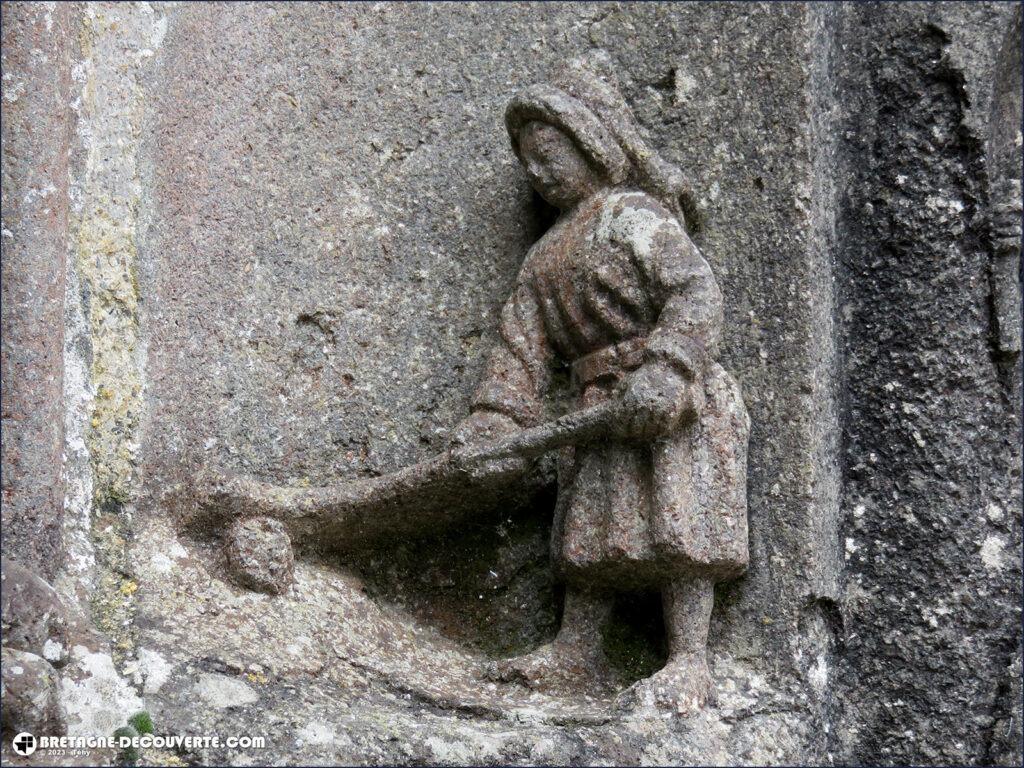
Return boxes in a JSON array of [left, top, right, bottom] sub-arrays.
[[454, 56, 749, 714]]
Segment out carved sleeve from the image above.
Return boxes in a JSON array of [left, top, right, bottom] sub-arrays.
[[642, 223, 724, 383], [470, 279, 553, 427]]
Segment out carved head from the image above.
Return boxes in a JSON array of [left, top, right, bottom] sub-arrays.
[[516, 120, 605, 210], [506, 54, 700, 228]]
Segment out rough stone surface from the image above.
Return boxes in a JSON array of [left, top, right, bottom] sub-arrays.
[[1, 647, 67, 737], [991, 647, 1023, 766], [133, 3, 838, 760], [0, 556, 137, 763], [0, 0, 74, 581], [0, 2, 1020, 766], [224, 517, 295, 595], [1, 558, 72, 667], [830, 5, 1023, 764]]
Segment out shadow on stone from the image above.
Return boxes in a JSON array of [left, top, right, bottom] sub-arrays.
[[602, 591, 669, 685], [341, 486, 561, 659]]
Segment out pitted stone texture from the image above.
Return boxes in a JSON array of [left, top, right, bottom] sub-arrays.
[[224, 517, 295, 595], [832, 4, 1022, 764], [1, 559, 71, 667], [139, 0, 835, 699], [133, 528, 814, 766], [1, 648, 67, 737], [124, 2, 1004, 763], [0, 0, 73, 581], [991, 648, 1023, 766], [0, 0, 1012, 765]]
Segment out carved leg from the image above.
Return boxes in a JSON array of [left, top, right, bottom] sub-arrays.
[[487, 587, 615, 693], [616, 576, 714, 715]]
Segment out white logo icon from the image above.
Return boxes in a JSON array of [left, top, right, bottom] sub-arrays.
[[12, 732, 37, 756]]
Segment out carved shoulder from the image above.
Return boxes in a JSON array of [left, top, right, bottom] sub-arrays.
[[595, 190, 710, 296], [594, 190, 686, 258]]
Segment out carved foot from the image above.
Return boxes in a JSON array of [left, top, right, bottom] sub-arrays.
[[485, 639, 616, 694], [614, 652, 712, 716]]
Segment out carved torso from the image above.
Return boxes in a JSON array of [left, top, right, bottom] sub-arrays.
[[471, 189, 750, 588], [523, 190, 661, 363]]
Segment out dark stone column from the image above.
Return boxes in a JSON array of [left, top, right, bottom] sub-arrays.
[[832, 4, 1023, 763]]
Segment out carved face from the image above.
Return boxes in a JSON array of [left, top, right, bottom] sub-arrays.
[[518, 121, 604, 210]]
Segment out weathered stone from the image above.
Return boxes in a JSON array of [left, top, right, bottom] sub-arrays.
[[0, 1, 1020, 765], [0, 0, 74, 582], [193, 672, 259, 710], [197, 58, 750, 717], [224, 517, 295, 595], [1, 647, 66, 737], [59, 644, 144, 739], [1, 559, 71, 667], [129, 3, 844, 758], [830, 5, 1023, 763], [987, 8, 1022, 363], [991, 647, 1023, 767]]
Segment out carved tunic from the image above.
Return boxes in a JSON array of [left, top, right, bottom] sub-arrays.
[[472, 190, 749, 587]]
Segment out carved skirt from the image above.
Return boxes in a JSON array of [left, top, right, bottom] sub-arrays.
[[551, 363, 750, 589]]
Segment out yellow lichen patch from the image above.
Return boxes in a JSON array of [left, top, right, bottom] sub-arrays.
[[77, 204, 143, 506], [246, 672, 269, 685], [89, 520, 138, 665], [73, 0, 168, 672], [141, 750, 188, 767]]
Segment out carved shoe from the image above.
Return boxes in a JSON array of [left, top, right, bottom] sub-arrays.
[[485, 639, 617, 695], [614, 652, 713, 716]]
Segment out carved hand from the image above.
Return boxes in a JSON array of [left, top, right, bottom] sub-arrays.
[[617, 362, 694, 441], [450, 410, 530, 480], [450, 410, 519, 447]]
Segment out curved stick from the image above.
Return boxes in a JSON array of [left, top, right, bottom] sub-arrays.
[[187, 401, 624, 550]]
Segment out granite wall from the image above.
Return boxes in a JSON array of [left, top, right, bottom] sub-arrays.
[[1, 2, 1020, 765]]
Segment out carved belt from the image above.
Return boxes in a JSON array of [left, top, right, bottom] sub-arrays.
[[571, 337, 646, 389]]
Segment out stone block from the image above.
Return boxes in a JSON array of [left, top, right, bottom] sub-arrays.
[[0, 2, 1018, 764], [224, 517, 295, 595], [1, 647, 66, 737], [1, 559, 71, 667]]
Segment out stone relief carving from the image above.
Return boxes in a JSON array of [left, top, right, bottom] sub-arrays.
[[194, 57, 749, 716]]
